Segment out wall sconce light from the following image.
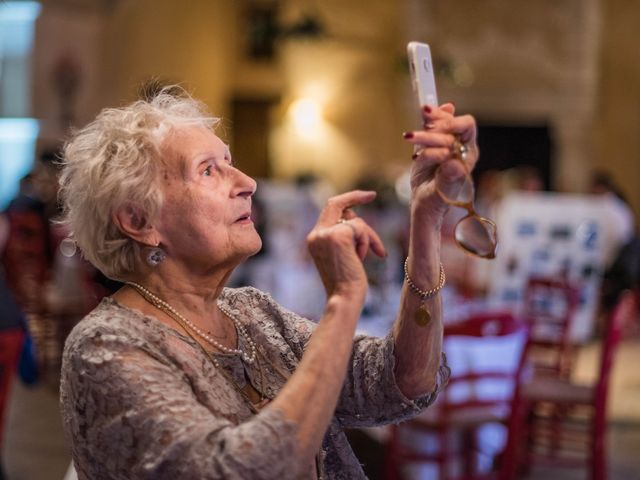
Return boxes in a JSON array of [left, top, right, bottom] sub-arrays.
[[289, 97, 322, 137]]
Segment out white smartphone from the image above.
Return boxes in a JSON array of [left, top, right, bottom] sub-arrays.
[[407, 41, 438, 108]]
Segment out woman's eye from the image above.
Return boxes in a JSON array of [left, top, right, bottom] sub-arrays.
[[203, 166, 212, 176]]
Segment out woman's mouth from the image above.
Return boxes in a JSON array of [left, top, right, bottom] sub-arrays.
[[235, 213, 252, 224]]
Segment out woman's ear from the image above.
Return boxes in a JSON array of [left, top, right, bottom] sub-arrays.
[[112, 203, 159, 246]]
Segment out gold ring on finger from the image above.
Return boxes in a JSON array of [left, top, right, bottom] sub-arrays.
[[337, 218, 358, 238], [452, 139, 469, 161]]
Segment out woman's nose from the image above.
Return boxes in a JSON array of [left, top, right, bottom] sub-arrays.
[[233, 168, 257, 198]]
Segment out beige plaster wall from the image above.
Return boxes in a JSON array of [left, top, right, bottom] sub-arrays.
[[594, 0, 640, 221], [32, 0, 238, 135], [100, 0, 237, 118], [32, 2, 106, 142]]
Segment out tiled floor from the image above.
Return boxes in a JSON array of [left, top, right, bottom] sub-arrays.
[[3, 377, 70, 480], [3, 339, 640, 479]]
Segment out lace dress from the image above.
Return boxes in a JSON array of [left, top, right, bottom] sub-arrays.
[[60, 286, 449, 479]]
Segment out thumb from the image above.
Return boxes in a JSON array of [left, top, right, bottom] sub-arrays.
[[440, 103, 456, 115]]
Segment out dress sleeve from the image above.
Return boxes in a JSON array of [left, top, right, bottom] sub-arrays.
[[334, 333, 450, 428], [61, 328, 302, 480], [259, 292, 450, 428]]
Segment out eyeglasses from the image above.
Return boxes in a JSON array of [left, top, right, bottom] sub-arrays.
[[435, 159, 498, 259]]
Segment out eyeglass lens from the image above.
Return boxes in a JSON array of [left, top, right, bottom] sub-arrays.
[[456, 215, 497, 258], [435, 164, 498, 259]]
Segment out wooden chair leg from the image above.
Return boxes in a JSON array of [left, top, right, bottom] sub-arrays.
[[522, 408, 537, 477], [384, 450, 400, 480], [384, 426, 402, 480], [438, 428, 448, 480], [500, 398, 527, 480], [591, 416, 607, 480], [462, 427, 477, 478]]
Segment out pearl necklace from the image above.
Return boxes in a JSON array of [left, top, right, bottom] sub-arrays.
[[126, 282, 257, 365]]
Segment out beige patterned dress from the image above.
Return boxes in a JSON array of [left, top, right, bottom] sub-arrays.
[[60, 286, 449, 479]]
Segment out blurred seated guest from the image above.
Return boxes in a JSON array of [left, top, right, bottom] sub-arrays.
[[602, 234, 640, 311], [2, 173, 51, 309], [3, 151, 103, 371], [590, 170, 635, 235], [589, 170, 635, 267], [58, 87, 479, 479], [1, 151, 60, 310], [514, 164, 544, 192], [473, 169, 503, 219], [590, 169, 631, 199], [590, 171, 639, 309], [6, 174, 42, 212]]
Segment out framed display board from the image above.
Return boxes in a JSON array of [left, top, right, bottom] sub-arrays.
[[487, 192, 624, 343]]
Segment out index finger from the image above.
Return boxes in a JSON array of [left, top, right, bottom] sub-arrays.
[[423, 108, 477, 144], [317, 190, 376, 226], [421, 103, 455, 122]]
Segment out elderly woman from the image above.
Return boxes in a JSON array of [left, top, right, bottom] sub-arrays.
[[59, 87, 478, 479]]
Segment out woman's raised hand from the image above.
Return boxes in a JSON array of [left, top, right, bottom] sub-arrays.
[[306, 190, 386, 302], [403, 103, 479, 216]]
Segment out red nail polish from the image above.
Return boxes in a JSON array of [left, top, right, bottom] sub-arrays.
[[411, 153, 419, 160], [423, 105, 432, 113], [403, 131, 414, 139]]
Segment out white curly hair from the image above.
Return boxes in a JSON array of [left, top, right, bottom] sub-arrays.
[[58, 86, 220, 280]]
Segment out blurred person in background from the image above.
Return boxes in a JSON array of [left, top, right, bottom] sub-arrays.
[[58, 86, 479, 479], [2, 150, 65, 307], [590, 170, 639, 310], [513, 165, 544, 192], [2, 150, 101, 374], [589, 170, 635, 258], [0, 213, 27, 480]]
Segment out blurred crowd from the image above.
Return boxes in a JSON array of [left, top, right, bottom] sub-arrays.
[[0, 151, 113, 381], [445, 166, 637, 298], [1, 151, 639, 480], [1, 156, 639, 375]]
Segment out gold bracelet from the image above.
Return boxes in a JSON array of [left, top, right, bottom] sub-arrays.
[[404, 258, 446, 326]]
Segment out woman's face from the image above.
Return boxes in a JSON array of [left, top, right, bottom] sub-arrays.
[[154, 125, 261, 272]]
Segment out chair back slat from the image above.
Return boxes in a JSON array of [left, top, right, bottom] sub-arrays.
[[385, 312, 531, 479], [441, 313, 530, 417], [523, 277, 580, 377], [514, 289, 638, 480]]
